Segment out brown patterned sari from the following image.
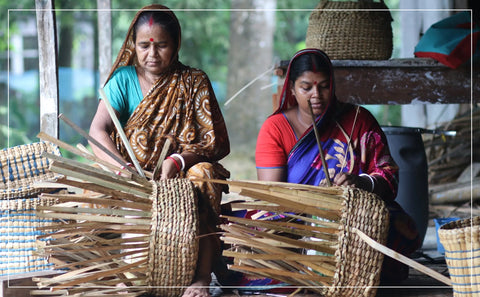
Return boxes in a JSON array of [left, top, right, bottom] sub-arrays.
[[105, 5, 230, 216]]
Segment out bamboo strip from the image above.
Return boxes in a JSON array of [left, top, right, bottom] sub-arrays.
[[50, 178, 152, 204], [221, 228, 331, 276], [38, 226, 150, 239], [223, 224, 337, 255], [44, 152, 151, 194], [239, 189, 341, 221], [54, 250, 147, 270], [223, 250, 335, 262], [37, 205, 151, 218], [282, 213, 340, 228], [308, 99, 332, 186], [50, 259, 148, 291], [222, 215, 338, 241], [37, 212, 151, 225], [58, 113, 147, 181], [193, 178, 344, 197], [99, 88, 145, 178], [50, 161, 151, 199], [352, 227, 452, 286], [40, 193, 151, 211], [152, 138, 171, 180], [36, 221, 150, 231], [37, 131, 138, 182], [228, 264, 332, 283], [223, 234, 337, 277]]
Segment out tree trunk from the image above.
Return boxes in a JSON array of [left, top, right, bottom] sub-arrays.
[[224, 0, 276, 179]]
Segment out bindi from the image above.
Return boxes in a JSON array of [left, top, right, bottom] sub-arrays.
[[149, 38, 154, 42], [313, 81, 318, 85]]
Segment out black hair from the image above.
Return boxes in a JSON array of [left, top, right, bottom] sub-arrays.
[[132, 10, 180, 50], [289, 53, 330, 83]]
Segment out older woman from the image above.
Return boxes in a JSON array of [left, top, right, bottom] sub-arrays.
[[89, 5, 229, 297], [255, 48, 420, 283]]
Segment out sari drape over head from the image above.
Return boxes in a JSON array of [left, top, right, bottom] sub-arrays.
[[103, 5, 230, 215]]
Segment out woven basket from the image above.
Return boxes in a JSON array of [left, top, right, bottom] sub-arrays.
[[305, 0, 393, 60], [222, 183, 389, 297], [32, 178, 199, 297], [0, 141, 62, 199], [0, 197, 58, 276], [438, 216, 480, 297]]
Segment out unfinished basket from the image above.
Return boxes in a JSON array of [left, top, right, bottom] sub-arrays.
[[438, 216, 480, 297], [219, 180, 390, 297], [0, 141, 62, 199], [305, 0, 393, 60], [30, 153, 199, 297]]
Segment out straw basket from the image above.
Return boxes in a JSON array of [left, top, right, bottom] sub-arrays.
[[438, 216, 480, 297], [220, 180, 390, 297], [0, 141, 62, 199], [305, 0, 393, 60], [0, 197, 59, 276], [31, 172, 199, 297], [0, 141, 62, 276]]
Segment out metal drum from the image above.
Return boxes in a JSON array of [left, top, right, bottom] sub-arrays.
[[382, 126, 429, 246]]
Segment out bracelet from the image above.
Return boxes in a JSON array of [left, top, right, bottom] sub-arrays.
[[166, 156, 181, 172], [170, 153, 185, 171], [359, 173, 375, 193], [120, 162, 133, 170]]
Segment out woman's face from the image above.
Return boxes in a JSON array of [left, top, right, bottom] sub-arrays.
[[291, 71, 331, 117], [135, 23, 175, 76]]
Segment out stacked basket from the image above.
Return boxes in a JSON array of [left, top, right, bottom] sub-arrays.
[[0, 142, 61, 276], [438, 217, 480, 297]]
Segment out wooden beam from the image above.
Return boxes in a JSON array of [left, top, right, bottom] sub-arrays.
[[97, 0, 112, 86], [35, 0, 59, 138], [332, 59, 475, 105], [275, 58, 476, 105]]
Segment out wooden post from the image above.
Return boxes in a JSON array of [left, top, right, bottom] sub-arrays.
[[97, 0, 112, 86], [35, 0, 59, 138]]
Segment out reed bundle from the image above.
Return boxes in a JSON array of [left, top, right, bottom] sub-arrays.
[[214, 179, 389, 297], [30, 151, 199, 296]]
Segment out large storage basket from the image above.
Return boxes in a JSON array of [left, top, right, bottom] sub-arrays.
[[438, 216, 480, 297], [0, 141, 62, 276], [305, 0, 393, 60]]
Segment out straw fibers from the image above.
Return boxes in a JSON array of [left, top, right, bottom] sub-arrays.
[[218, 179, 390, 297], [30, 152, 199, 297], [438, 216, 480, 297]]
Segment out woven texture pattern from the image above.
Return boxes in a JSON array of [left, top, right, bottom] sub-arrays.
[[327, 187, 389, 297], [221, 181, 389, 297], [438, 216, 480, 297], [305, 0, 393, 60], [0, 197, 57, 276], [0, 141, 62, 199], [147, 178, 199, 297]]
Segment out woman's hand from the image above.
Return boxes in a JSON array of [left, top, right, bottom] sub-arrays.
[[159, 156, 181, 180], [333, 172, 373, 192]]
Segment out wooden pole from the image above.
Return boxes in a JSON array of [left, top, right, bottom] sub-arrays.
[[35, 0, 59, 138], [97, 0, 112, 86], [308, 100, 332, 186]]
